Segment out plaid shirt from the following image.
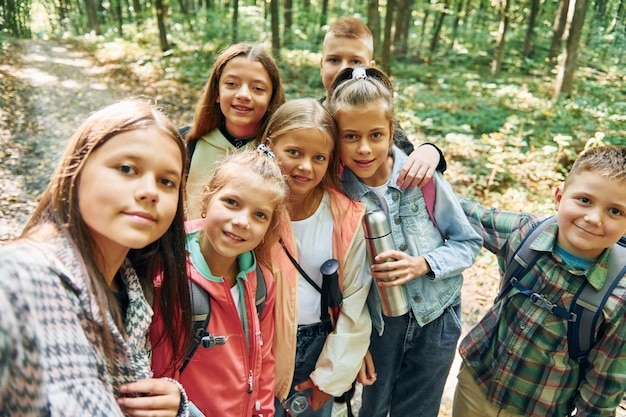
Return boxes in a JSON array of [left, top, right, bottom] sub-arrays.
[[459, 197, 626, 417]]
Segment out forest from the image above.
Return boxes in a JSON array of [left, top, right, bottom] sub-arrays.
[[1, 0, 625, 212]]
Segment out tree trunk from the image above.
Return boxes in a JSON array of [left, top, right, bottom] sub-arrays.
[[154, 0, 169, 51], [451, 0, 465, 46], [382, 0, 396, 73], [553, 0, 589, 98], [232, 0, 239, 42], [491, 0, 510, 74], [271, 0, 280, 59], [319, 0, 329, 38], [429, 0, 450, 53], [548, 0, 570, 62], [394, 0, 413, 58], [522, 0, 540, 57], [132, 0, 143, 24], [283, 0, 292, 47], [368, 0, 382, 60], [85, 0, 101, 34]]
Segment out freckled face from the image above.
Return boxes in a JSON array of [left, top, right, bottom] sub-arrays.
[[336, 101, 393, 187], [216, 57, 273, 138], [78, 127, 182, 260], [200, 181, 277, 267], [554, 172, 626, 258]]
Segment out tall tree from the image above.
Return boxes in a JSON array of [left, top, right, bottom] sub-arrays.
[[85, 0, 101, 34], [394, 0, 414, 58], [553, 0, 589, 98], [232, 0, 239, 42], [548, 0, 570, 62], [382, 0, 397, 72], [155, 0, 169, 51], [271, 0, 280, 59], [522, 0, 540, 57], [430, 0, 450, 53], [368, 0, 382, 59], [284, 0, 293, 47], [491, 0, 511, 74]]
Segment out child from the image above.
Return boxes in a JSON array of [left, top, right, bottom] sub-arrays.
[[0, 99, 193, 417], [184, 42, 286, 219], [262, 98, 372, 417], [151, 147, 288, 417], [327, 67, 483, 417], [452, 145, 626, 417], [319, 17, 447, 190]]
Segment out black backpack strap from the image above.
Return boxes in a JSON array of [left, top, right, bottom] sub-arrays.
[[180, 263, 267, 374], [180, 280, 211, 374], [496, 216, 556, 303], [568, 238, 626, 370]]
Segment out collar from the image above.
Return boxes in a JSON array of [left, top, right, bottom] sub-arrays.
[[529, 221, 611, 290]]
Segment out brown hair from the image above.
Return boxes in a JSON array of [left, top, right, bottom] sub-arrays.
[[186, 43, 286, 142], [327, 67, 396, 153], [261, 98, 341, 191], [566, 145, 626, 186], [22, 99, 192, 367], [324, 17, 374, 57], [198, 148, 288, 266]]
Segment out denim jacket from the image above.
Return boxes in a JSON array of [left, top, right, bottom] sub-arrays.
[[341, 146, 482, 334]]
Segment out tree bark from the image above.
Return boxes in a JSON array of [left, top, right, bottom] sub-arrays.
[[368, 0, 382, 59], [394, 0, 414, 58], [522, 0, 540, 57], [382, 0, 396, 72], [271, 0, 280, 59], [154, 0, 169, 51], [85, 0, 101, 34], [283, 0, 293, 47], [491, 0, 510, 74], [553, 0, 589, 98], [232, 0, 239, 42], [548, 0, 570, 62]]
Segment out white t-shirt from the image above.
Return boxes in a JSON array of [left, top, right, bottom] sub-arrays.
[[291, 192, 333, 325]]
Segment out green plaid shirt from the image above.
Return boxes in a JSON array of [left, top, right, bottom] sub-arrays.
[[459, 197, 626, 417]]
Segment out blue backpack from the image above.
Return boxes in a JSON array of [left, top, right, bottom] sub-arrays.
[[495, 216, 626, 381]]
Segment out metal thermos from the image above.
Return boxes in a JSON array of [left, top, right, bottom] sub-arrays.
[[362, 210, 410, 317]]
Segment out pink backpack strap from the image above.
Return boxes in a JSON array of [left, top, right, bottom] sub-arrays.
[[422, 178, 445, 240]]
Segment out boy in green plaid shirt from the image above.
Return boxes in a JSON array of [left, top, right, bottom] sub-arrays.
[[453, 145, 626, 417]]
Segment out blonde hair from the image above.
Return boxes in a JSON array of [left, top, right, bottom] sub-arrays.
[[324, 17, 374, 58], [199, 148, 288, 266], [566, 145, 626, 186], [261, 98, 340, 191]]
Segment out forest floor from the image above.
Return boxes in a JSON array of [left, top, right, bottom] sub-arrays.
[[0, 38, 622, 417]]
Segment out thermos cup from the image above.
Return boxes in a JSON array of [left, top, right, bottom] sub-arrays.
[[362, 210, 410, 317]]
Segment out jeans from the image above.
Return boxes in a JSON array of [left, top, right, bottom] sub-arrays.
[[274, 322, 334, 417], [360, 303, 462, 417]]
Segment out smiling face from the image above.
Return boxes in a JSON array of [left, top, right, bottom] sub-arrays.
[[78, 127, 183, 262], [216, 56, 273, 138], [336, 101, 394, 187], [554, 171, 626, 258], [200, 179, 277, 269], [270, 127, 334, 199], [320, 35, 375, 95]]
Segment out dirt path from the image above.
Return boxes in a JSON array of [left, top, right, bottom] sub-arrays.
[[0, 38, 195, 239]]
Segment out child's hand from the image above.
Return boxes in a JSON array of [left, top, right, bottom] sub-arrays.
[[294, 378, 332, 410], [396, 144, 441, 190], [371, 250, 432, 286], [117, 378, 181, 417], [357, 350, 377, 386]]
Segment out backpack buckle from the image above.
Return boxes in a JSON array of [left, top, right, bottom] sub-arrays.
[[529, 292, 557, 312]]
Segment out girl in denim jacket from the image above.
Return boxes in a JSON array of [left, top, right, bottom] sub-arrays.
[[328, 67, 483, 417]]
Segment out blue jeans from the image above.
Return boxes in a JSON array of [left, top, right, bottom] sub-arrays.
[[360, 303, 462, 417], [274, 322, 334, 417]]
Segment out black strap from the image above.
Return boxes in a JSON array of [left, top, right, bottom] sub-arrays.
[[180, 263, 267, 374], [279, 239, 332, 332]]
